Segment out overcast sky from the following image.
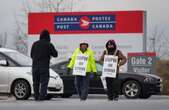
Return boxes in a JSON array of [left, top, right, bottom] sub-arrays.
[[83, 0, 169, 34], [0, 0, 169, 32], [0, 0, 169, 39]]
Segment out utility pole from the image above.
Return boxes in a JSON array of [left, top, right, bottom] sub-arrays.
[[150, 37, 155, 52]]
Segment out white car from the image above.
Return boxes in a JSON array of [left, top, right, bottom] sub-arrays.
[[0, 48, 63, 100]]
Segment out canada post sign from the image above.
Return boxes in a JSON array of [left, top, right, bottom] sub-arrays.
[[28, 11, 144, 34], [54, 15, 116, 32]]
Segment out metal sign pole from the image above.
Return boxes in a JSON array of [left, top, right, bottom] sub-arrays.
[[143, 11, 147, 52]]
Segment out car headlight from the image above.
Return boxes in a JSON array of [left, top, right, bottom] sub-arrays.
[[50, 75, 59, 80]]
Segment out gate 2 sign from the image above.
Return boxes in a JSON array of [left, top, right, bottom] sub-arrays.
[[127, 52, 156, 74]]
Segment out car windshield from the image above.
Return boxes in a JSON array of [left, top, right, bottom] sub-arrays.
[[4, 51, 32, 67]]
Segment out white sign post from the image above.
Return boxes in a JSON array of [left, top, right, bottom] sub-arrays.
[[72, 54, 88, 76], [102, 55, 118, 78]]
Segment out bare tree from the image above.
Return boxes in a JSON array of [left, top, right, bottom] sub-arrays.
[[34, 0, 82, 12], [13, 20, 28, 54], [147, 26, 169, 59], [13, 0, 82, 54]]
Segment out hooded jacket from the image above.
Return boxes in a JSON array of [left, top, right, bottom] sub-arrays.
[[31, 30, 58, 68]]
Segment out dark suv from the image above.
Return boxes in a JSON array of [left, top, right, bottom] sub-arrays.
[[51, 61, 162, 99]]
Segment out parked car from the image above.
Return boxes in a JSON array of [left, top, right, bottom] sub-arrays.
[[51, 60, 163, 99], [0, 48, 63, 100]]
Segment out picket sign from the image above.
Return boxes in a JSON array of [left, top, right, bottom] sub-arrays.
[[102, 55, 118, 78], [100, 76, 107, 90], [73, 54, 89, 76]]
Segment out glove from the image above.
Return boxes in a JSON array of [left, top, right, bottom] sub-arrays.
[[89, 73, 97, 80], [89, 74, 94, 80]]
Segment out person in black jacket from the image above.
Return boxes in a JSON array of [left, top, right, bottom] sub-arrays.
[[31, 29, 58, 101]]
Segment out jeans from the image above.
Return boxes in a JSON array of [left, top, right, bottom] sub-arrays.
[[74, 75, 89, 100], [32, 68, 49, 100]]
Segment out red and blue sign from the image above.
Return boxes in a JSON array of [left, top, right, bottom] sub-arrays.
[[28, 11, 144, 34], [54, 15, 116, 31]]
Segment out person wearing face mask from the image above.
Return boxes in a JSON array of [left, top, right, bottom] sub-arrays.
[[67, 42, 97, 101], [99, 40, 127, 101]]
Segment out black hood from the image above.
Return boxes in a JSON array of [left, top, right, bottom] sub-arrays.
[[106, 39, 117, 51], [39, 29, 51, 42]]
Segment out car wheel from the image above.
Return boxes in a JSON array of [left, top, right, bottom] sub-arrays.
[[139, 93, 151, 99], [61, 94, 73, 98], [12, 80, 31, 100], [122, 80, 141, 99]]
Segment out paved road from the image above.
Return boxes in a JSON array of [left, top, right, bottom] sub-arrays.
[[0, 95, 169, 110]]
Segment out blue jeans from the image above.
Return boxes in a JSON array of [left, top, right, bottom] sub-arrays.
[[74, 75, 89, 100]]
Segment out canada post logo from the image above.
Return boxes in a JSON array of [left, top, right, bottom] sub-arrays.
[[54, 15, 116, 32]]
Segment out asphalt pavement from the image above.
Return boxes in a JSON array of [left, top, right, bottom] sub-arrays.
[[0, 95, 169, 110]]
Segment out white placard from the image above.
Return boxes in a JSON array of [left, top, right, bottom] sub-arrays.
[[102, 55, 118, 78], [72, 54, 88, 76], [100, 76, 107, 90]]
